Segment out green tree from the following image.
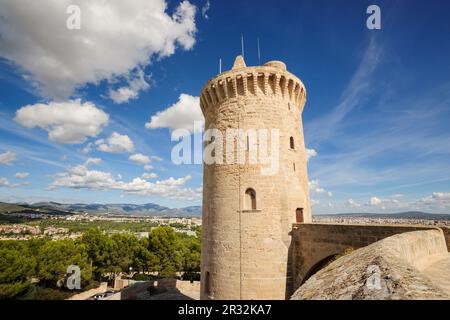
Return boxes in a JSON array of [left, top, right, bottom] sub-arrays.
[[148, 227, 184, 277], [184, 235, 201, 272], [111, 233, 138, 273], [81, 228, 117, 279], [0, 242, 37, 299], [178, 232, 201, 282], [133, 237, 158, 274], [36, 239, 92, 288]]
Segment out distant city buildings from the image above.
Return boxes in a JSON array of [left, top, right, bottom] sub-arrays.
[[313, 216, 450, 227], [0, 213, 202, 240]]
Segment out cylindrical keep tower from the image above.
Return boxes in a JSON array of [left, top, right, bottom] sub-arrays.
[[200, 56, 311, 300]]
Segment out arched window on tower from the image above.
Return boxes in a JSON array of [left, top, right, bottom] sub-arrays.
[[244, 188, 257, 210], [290, 137, 295, 149]]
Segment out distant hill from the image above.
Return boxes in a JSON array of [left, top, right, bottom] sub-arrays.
[[2, 203, 447, 219], [316, 211, 450, 220], [0, 203, 29, 213], [0, 202, 72, 215], [0, 201, 202, 217]]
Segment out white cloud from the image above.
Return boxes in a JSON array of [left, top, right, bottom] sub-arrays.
[[96, 132, 134, 153], [417, 192, 450, 206], [15, 100, 109, 144], [306, 148, 317, 161], [202, 0, 211, 19], [337, 192, 450, 213], [109, 88, 140, 105], [85, 157, 102, 166], [0, 0, 197, 99], [367, 196, 400, 207], [108, 69, 150, 104], [0, 151, 17, 165], [156, 176, 191, 187], [145, 93, 204, 133], [51, 168, 118, 191], [129, 155, 162, 168], [129, 153, 151, 165], [370, 196, 382, 205], [15, 172, 30, 179], [309, 180, 333, 209], [126, 176, 200, 201], [308, 179, 332, 197], [0, 178, 10, 187], [0, 177, 29, 188], [347, 199, 361, 208], [142, 172, 159, 179], [80, 142, 93, 154], [49, 161, 199, 201]]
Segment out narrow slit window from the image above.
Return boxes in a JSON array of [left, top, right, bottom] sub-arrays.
[[204, 271, 211, 295], [290, 137, 295, 149]]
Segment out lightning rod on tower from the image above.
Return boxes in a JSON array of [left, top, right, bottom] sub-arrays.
[[257, 37, 261, 65], [241, 34, 245, 59]]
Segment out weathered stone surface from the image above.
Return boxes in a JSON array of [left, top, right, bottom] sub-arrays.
[[291, 230, 450, 300]]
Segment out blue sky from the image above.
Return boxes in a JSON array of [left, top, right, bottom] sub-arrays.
[[0, 0, 450, 213]]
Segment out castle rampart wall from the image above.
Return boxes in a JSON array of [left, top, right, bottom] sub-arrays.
[[291, 229, 450, 300], [290, 223, 442, 294]]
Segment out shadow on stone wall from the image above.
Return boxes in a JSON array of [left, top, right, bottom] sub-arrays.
[[121, 279, 199, 300]]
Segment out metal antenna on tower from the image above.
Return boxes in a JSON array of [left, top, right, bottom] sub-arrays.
[[257, 37, 261, 65], [219, 58, 222, 73], [241, 34, 245, 59]]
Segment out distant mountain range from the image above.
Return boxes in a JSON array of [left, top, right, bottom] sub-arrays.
[[2, 202, 448, 220], [316, 211, 450, 220], [0, 201, 202, 217]]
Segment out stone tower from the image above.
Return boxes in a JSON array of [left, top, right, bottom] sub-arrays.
[[199, 56, 311, 300]]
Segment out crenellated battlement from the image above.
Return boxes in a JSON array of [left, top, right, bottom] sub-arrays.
[[200, 56, 307, 115]]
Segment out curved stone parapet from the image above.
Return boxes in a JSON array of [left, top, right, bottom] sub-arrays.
[[384, 229, 448, 271], [291, 230, 450, 300], [290, 223, 442, 291]]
